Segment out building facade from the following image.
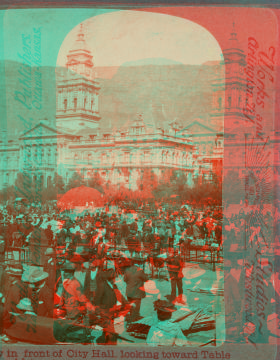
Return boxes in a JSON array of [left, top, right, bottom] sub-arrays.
[[0, 24, 234, 192]]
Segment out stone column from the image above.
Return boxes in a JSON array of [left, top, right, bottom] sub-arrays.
[[94, 93, 98, 113]]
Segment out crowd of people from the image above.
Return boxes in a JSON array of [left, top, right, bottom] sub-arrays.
[[0, 197, 272, 345]]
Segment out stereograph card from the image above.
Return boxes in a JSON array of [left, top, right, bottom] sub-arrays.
[[0, 3, 279, 360]]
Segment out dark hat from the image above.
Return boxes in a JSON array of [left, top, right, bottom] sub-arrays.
[[79, 249, 91, 261], [69, 252, 84, 263], [62, 262, 76, 272], [153, 300, 176, 313]]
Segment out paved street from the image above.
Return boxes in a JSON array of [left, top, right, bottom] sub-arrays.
[[6, 260, 223, 346], [116, 260, 224, 345]]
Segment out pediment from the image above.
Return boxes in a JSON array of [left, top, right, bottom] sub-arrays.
[[180, 121, 216, 135], [19, 122, 69, 139]]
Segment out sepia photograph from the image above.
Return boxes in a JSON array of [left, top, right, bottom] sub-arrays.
[[0, 4, 278, 358]]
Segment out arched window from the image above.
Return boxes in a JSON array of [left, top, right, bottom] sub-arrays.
[[84, 97, 87, 109], [218, 97, 222, 110], [47, 150, 51, 165], [228, 96, 232, 108], [87, 153, 92, 164], [64, 99, 67, 112], [74, 98, 77, 111], [47, 176, 52, 188]]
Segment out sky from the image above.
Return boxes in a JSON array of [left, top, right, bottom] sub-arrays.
[[57, 10, 222, 72]]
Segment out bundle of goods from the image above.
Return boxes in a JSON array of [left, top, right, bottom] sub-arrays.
[[127, 308, 215, 340]]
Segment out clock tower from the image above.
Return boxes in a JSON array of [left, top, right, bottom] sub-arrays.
[[56, 24, 100, 133], [210, 23, 253, 131]]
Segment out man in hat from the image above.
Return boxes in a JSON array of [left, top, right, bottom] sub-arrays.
[[96, 237, 108, 264], [45, 225, 54, 247], [123, 259, 148, 323], [43, 248, 57, 293], [158, 222, 167, 253], [54, 260, 96, 343], [57, 228, 67, 247], [3, 265, 28, 330], [142, 225, 152, 254], [28, 219, 49, 266], [126, 229, 138, 258], [58, 262, 95, 322], [84, 259, 102, 305], [70, 252, 89, 291], [3, 298, 38, 343], [27, 268, 53, 318], [94, 265, 129, 345], [83, 258, 104, 335], [146, 300, 187, 346], [120, 219, 129, 241], [166, 249, 184, 304]]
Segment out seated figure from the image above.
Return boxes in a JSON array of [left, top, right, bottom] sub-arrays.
[[146, 300, 187, 346]]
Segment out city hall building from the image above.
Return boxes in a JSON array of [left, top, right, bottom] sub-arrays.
[[2, 25, 258, 192]]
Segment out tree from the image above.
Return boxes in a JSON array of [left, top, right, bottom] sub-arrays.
[[67, 171, 85, 190], [153, 169, 190, 201], [14, 171, 46, 204], [161, 169, 173, 184], [41, 186, 57, 202], [137, 169, 158, 193], [53, 172, 65, 194], [88, 171, 104, 194], [14, 171, 33, 201], [172, 170, 188, 193]]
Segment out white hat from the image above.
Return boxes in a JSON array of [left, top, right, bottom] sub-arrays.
[[16, 298, 33, 312], [25, 268, 49, 283], [143, 280, 159, 294]]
